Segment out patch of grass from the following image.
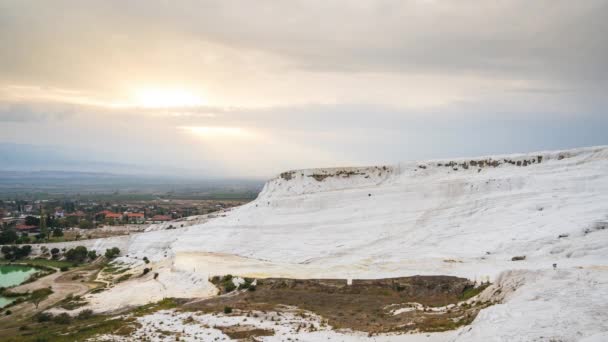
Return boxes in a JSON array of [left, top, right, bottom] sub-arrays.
[[418, 315, 475, 332], [131, 298, 180, 317], [58, 294, 87, 310], [89, 287, 106, 294], [0, 298, 161, 341], [103, 264, 130, 275], [210, 274, 241, 294], [0, 258, 73, 269], [115, 273, 132, 283], [460, 283, 491, 301], [19, 315, 141, 342]]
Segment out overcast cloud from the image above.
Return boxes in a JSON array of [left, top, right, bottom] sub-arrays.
[[0, 0, 606, 178]]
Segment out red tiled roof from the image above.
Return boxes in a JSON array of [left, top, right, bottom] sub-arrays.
[[67, 211, 86, 217], [97, 210, 114, 215], [126, 213, 144, 218], [15, 224, 38, 230], [151, 215, 171, 221], [105, 213, 122, 219]]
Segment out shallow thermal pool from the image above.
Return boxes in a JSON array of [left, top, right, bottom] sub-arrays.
[[0, 265, 37, 307]]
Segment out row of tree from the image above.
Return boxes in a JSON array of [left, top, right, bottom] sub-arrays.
[[1, 244, 120, 262], [0, 245, 32, 260], [0, 225, 65, 245]]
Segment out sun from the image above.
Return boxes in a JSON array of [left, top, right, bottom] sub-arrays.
[[131, 87, 206, 108]]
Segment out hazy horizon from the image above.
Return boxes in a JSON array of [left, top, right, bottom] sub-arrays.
[[1, 0, 607, 178]]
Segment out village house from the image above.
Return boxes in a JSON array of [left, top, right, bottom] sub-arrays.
[[126, 212, 145, 224], [15, 224, 38, 233], [67, 211, 86, 219], [151, 215, 172, 223], [99, 211, 123, 224]]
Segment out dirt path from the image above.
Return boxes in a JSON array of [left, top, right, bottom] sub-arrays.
[[0, 263, 102, 325]]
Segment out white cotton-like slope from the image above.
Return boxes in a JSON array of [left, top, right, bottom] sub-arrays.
[[117, 145, 608, 341], [130, 146, 608, 278]]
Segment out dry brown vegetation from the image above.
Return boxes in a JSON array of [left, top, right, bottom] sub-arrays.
[[186, 276, 494, 334]]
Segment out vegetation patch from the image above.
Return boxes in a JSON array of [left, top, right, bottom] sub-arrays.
[[217, 325, 275, 339], [58, 294, 88, 310], [131, 298, 183, 317], [115, 273, 132, 283], [210, 274, 239, 294], [189, 275, 495, 334], [460, 282, 491, 301], [0, 299, 180, 341]]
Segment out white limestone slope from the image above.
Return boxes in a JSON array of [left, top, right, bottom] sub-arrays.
[[108, 146, 608, 341]]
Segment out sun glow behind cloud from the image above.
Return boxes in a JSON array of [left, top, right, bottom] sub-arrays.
[[131, 88, 207, 108], [179, 126, 256, 140]]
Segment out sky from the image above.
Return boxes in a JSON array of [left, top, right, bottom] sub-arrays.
[[0, 0, 607, 178]]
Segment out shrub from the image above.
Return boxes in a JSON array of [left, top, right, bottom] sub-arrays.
[[224, 306, 232, 314], [105, 247, 120, 259], [248, 285, 256, 292], [116, 274, 131, 283], [143, 268, 151, 275], [143, 256, 150, 264], [224, 282, 236, 293], [60, 266, 69, 272], [78, 220, 93, 229], [53, 313, 71, 324], [65, 246, 88, 263], [30, 288, 54, 309], [87, 250, 97, 260], [5, 310, 12, 315], [0, 229, 18, 244], [36, 312, 53, 322], [1, 245, 32, 260], [77, 309, 94, 320]]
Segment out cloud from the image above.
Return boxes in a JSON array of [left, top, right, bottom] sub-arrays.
[[0, 103, 75, 122], [1, 1, 607, 107], [0, 1, 606, 177]]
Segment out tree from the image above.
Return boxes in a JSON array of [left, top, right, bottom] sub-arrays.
[[1, 246, 12, 259], [53, 312, 71, 324], [87, 250, 97, 260], [16, 245, 32, 259], [46, 214, 57, 229], [39, 210, 48, 240], [0, 229, 18, 244], [51, 248, 60, 259], [78, 220, 93, 229], [16, 236, 30, 244], [1, 245, 32, 260], [104, 247, 120, 259], [30, 288, 53, 309], [66, 216, 79, 227], [65, 246, 88, 263], [24, 216, 40, 226], [52, 228, 63, 237]]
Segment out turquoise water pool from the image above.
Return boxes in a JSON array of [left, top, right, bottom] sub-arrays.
[[0, 264, 38, 307]]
